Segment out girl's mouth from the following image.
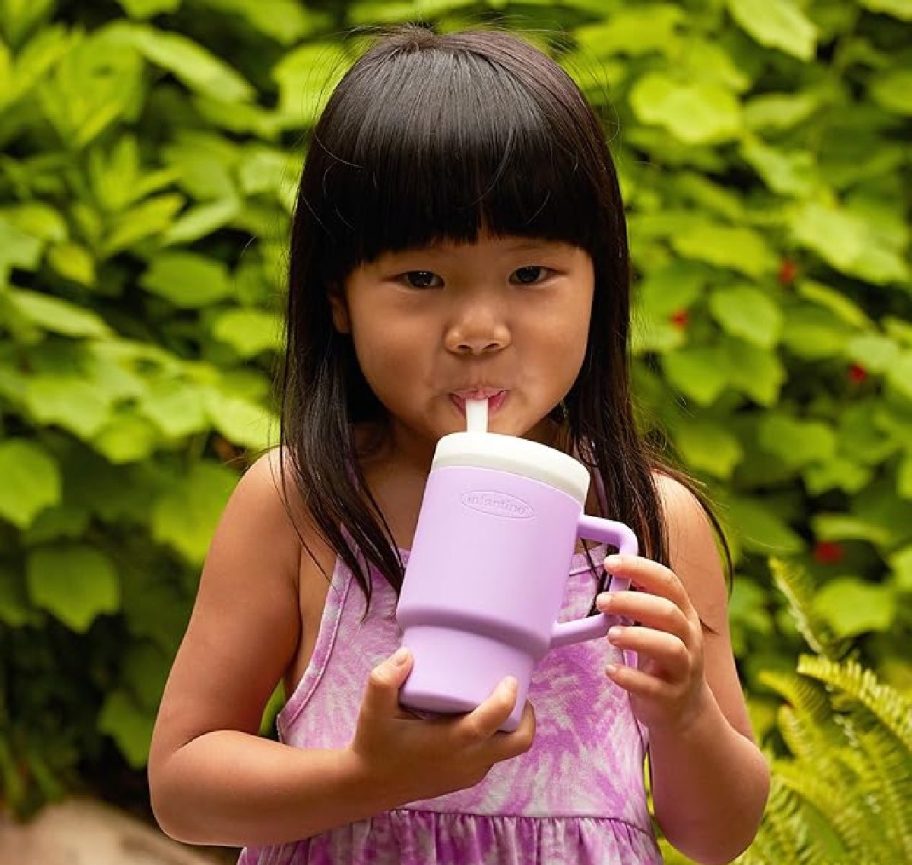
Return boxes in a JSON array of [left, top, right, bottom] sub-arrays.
[[449, 390, 508, 418]]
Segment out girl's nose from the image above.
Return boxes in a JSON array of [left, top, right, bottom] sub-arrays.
[[444, 310, 511, 356]]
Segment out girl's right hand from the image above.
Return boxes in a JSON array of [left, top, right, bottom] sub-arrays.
[[348, 647, 535, 805]]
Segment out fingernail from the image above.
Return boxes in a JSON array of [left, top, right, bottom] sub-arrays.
[[393, 647, 409, 665], [605, 554, 622, 569], [608, 626, 623, 643], [596, 592, 611, 610], [606, 664, 618, 676], [501, 676, 517, 694]]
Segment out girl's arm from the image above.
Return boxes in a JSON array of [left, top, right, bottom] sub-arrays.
[[148, 451, 533, 848], [596, 477, 770, 865]]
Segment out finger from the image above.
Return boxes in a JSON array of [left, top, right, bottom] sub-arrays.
[[596, 591, 691, 641], [360, 647, 414, 720], [459, 677, 518, 741], [604, 555, 694, 613], [503, 700, 537, 757], [608, 626, 692, 679], [605, 660, 669, 700]]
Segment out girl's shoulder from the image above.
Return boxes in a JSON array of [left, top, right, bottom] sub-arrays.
[[651, 470, 730, 631]]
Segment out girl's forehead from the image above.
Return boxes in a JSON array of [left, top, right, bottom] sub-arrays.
[[379, 232, 579, 258]]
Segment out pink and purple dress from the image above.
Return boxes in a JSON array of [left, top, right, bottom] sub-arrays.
[[238, 544, 663, 864]]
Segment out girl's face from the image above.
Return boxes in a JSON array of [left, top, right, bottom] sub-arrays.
[[331, 230, 594, 461]]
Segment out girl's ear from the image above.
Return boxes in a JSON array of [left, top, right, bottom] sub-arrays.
[[328, 288, 351, 333]]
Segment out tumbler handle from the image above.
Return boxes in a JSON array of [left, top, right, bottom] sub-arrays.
[[548, 516, 637, 654]]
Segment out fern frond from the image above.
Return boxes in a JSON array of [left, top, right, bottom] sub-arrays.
[[849, 725, 912, 862], [768, 760, 849, 862], [747, 778, 814, 865], [761, 671, 844, 764], [797, 656, 912, 752], [768, 558, 843, 658]]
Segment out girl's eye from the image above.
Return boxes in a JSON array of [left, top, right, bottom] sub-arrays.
[[511, 266, 551, 285], [402, 271, 442, 289]]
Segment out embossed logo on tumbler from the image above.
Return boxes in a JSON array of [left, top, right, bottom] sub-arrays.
[[397, 401, 638, 732]]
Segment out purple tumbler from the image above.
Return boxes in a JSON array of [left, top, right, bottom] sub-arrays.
[[397, 431, 638, 732]]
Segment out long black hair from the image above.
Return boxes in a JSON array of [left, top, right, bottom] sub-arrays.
[[277, 24, 728, 605]]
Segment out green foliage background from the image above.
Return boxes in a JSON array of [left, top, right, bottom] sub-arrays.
[[0, 0, 909, 855]]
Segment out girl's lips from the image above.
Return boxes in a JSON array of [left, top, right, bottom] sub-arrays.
[[449, 390, 508, 416]]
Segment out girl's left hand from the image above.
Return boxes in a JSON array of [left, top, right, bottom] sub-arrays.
[[595, 554, 713, 736]]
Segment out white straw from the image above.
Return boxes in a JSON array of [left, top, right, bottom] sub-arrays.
[[465, 398, 489, 433]]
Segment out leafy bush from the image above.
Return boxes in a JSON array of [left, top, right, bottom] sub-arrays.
[[735, 559, 912, 865], [0, 0, 909, 819]]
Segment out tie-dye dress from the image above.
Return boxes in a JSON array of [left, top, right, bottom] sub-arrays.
[[238, 544, 663, 865]]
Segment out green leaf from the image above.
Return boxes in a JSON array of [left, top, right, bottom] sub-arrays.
[[886, 353, 912, 401], [161, 197, 240, 246], [47, 242, 96, 285], [804, 457, 872, 495], [889, 546, 912, 591], [673, 419, 743, 478], [670, 223, 775, 277], [0, 215, 43, 276], [663, 346, 729, 405], [813, 578, 896, 637], [38, 29, 144, 149], [273, 43, 350, 126], [98, 690, 154, 768], [898, 453, 912, 499], [743, 91, 820, 130], [210, 308, 282, 357], [0, 0, 56, 46], [727, 497, 804, 554], [93, 414, 160, 463], [628, 73, 742, 144], [195, 0, 325, 44], [859, 0, 912, 19], [113, 23, 254, 103], [758, 415, 837, 468], [116, 0, 182, 18], [870, 69, 912, 115], [726, 0, 817, 60], [574, 5, 684, 57], [8, 288, 111, 338], [710, 286, 783, 347], [796, 280, 871, 329], [204, 388, 277, 450], [845, 333, 900, 373], [151, 461, 237, 563], [140, 252, 232, 308], [780, 304, 854, 359], [0, 566, 34, 626], [101, 193, 185, 256], [26, 544, 120, 631], [23, 503, 91, 545], [24, 375, 113, 438], [740, 138, 817, 196], [139, 380, 210, 438], [0, 202, 67, 242], [121, 642, 172, 712], [724, 339, 785, 405], [812, 513, 891, 546], [789, 200, 909, 284], [0, 440, 62, 528]]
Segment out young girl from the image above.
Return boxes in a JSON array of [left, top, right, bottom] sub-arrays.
[[149, 25, 769, 865]]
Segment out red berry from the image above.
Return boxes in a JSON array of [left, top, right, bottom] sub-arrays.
[[778, 259, 798, 285], [848, 363, 868, 383], [670, 309, 690, 329], [813, 541, 844, 565]]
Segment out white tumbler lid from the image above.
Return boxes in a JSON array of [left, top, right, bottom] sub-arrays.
[[432, 432, 590, 505]]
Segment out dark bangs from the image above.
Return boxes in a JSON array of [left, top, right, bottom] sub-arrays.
[[306, 34, 613, 285]]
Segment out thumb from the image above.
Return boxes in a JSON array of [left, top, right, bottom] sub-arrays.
[[360, 647, 413, 720]]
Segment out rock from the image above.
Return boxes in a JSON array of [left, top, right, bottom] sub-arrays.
[[0, 798, 236, 865]]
